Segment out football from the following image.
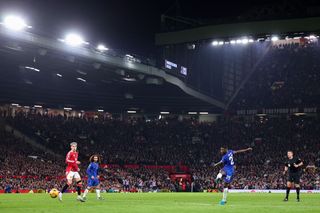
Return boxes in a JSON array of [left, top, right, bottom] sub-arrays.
[[49, 188, 59, 198]]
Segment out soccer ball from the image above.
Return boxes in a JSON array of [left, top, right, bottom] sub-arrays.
[[49, 188, 59, 198]]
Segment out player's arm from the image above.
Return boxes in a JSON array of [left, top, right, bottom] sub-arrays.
[[65, 152, 76, 163], [233, 147, 252, 154], [294, 159, 303, 168], [283, 164, 288, 175], [211, 161, 223, 167], [87, 164, 95, 179], [283, 165, 288, 175]]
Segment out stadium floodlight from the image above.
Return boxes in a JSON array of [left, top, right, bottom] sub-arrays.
[[218, 41, 224, 45], [271, 36, 279, 41], [248, 39, 254, 43], [236, 39, 242, 44], [76, 77, 86, 82], [199, 112, 209, 115], [97, 44, 108, 52], [241, 38, 249, 44], [309, 35, 317, 39], [256, 113, 267, 117], [64, 107, 72, 111], [188, 112, 197, 115], [230, 40, 236, 44], [34, 105, 42, 108], [56, 73, 62, 77], [2, 15, 31, 31], [160, 111, 170, 115], [125, 54, 134, 58], [61, 33, 88, 46], [294, 112, 306, 116], [211, 41, 218, 46], [25, 66, 40, 72], [127, 110, 136, 114], [97, 109, 104, 112], [11, 103, 19, 106]]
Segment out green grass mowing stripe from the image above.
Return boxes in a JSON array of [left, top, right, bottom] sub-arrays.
[[0, 193, 319, 213]]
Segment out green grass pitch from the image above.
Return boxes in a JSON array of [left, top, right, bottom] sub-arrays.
[[1, 193, 319, 213]]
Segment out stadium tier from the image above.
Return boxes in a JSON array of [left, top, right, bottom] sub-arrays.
[[1, 111, 319, 192]]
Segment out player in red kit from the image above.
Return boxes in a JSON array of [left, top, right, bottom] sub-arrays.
[[58, 142, 85, 202]]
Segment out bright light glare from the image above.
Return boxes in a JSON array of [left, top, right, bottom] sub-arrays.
[[248, 39, 254, 43], [76, 77, 86, 82], [212, 41, 218, 46], [199, 112, 209, 115], [160, 112, 170, 115], [97, 44, 108, 51], [230, 40, 236, 44], [188, 112, 197, 115], [241, 38, 249, 44], [25, 66, 40, 72], [2, 15, 30, 31], [127, 110, 136, 114], [218, 41, 224, 45], [271, 36, 279, 41], [97, 109, 104, 112], [309, 35, 317, 39], [64, 33, 86, 46], [236, 39, 242, 44]]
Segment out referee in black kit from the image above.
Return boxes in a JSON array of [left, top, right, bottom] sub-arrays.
[[283, 150, 303, 202]]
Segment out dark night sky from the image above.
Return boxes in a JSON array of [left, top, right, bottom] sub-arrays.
[[0, 0, 318, 56]]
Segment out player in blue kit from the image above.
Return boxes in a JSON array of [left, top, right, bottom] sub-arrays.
[[212, 147, 252, 205], [82, 154, 105, 200]]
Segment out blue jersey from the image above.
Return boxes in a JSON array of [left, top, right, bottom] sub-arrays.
[[87, 162, 100, 187], [87, 162, 99, 179], [221, 150, 235, 171]]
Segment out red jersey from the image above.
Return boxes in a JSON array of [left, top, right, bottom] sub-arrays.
[[65, 151, 79, 172]]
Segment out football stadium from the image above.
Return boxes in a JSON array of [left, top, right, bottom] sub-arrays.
[[0, 1, 320, 212]]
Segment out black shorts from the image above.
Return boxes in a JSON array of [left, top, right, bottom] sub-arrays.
[[288, 172, 300, 184]]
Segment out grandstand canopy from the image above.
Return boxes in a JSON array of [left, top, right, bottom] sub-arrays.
[[0, 30, 221, 113], [156, 17, 320, 45]]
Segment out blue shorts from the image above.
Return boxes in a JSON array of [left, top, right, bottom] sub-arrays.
[[87, 178, 99, 187], [223, 168, 234, 184]]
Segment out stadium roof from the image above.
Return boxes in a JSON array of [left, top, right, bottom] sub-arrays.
[[0, 29, 224, 113], [156, 17, 320, 45]]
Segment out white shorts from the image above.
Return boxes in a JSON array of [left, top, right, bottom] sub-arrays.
[[66, 171, 81, 180]]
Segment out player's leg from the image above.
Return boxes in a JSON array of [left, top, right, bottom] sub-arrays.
[[82, 186, 91, 200], [83, 177, 93, 200], [284, 181, 292, 201], [58, 172, 73, 201], [295, 183, 300, 202], [294, 173, 301, 202], [220, 171, 232, 205], [214, 169, 225, 189], [95, 183, 104, 200], [220, 182, 230, 205], [75, 174, 85, 202]]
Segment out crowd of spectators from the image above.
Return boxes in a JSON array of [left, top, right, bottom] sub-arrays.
[[233, 41, 320, 109], [1, 112, 319, 192]]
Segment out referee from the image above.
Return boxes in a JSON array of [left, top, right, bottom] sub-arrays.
[[283, 150, 303, 202]]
